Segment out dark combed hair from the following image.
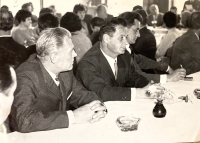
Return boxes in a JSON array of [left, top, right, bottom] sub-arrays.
[[1, 5, 9, 11], [189, 12, 200, 29], [0, 64, 12, 92], [0, 10, 13, 31], [73, 4, 87, 14], [99, 17, 127, 41], [21, 2, 32, 10], [135, 9, 148, 25], [163, 11, 177, 28], [15, 9, 32, 23], [132, 5, 143, 11], [39, 8, 54, 16], [97, 4, 108, 12], [118, 12, 143, 28], [60, 12, 82, 32], [91, 17, 106, 28], [38, 13, 59, 32]]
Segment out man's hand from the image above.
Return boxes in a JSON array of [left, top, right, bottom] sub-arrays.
[[167, 68, 186, 82], [136, 81, 165, 99], [73, 100, 107, 124]]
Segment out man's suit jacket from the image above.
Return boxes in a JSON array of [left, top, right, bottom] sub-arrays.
[[147, 13, 164, 27], [166, 29, 200, 75], [130, 26, 157, 60], [76, 42, 149, 102], [10, 54, 100, 133]]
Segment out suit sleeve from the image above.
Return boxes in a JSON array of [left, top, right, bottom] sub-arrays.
[[10, 74, 69, 133], [134, 54, 168, 71], [76, 61, 132, 101]]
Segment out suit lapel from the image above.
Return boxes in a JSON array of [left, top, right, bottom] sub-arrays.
[[117, 55, 127, 86], [99, 49, 116, 81]]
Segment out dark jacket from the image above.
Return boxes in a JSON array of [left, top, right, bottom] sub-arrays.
[[166, 29, 200, 75], [76, 42, 149, 102], [147, 13, 164, 27], [10, 54, 100, 133]]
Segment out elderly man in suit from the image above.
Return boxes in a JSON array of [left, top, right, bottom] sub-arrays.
[[10, 27, 107, 133], [76, 17, 166, 102]]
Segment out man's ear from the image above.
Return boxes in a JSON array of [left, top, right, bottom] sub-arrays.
[[102, 34, 110, 44], [49, 54, 58, 64]]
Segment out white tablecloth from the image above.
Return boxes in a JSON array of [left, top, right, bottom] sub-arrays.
[[8, 72, 200, 143]]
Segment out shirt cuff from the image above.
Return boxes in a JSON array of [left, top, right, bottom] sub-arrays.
[[66, 110, 75, 127], [131, 88, 136, 101], [160, 75, 167, 84], [166, 66, 170, 72]]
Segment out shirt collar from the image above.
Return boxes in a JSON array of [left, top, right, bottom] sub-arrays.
[[0, 35, 11, 38], [194, 33, 199, 40], [100, 48, 117, 63], [45, 68, 60, 86]]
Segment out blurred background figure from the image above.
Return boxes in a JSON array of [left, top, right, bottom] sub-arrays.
[[60, 12, 92, 71], [90, 17, 105, 45], [0, 46, 18, 140], [156, 11, 181, 60], [147, 4, 164, 27], [176, 11, 191, 29], [96, 4, 113, 22], [132, 5, 143, 11], [39, 7, 54, 16], [165, 12, 200, 75], [12, 9, 38, 47], [183, 0, 200, 12], [0, 5, 9, 11], [73, 4, 90, 37], [21, 2, 38, 27], [49, 5, 62, 21], [27, 13, 59, 55], [0, 10, 29, 66]]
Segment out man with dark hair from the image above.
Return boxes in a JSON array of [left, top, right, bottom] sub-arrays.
[[73, 4, 90, 36], [21, 2, 38, 27], [0, 10, 29, 67], [60, 12, 92, 66], [76, 16, 165, 102], [10, 27, 107, 133], [39, 8, 54, 16], [156, 11, 181, 59], [97, 4, 113, 22], [90, 17, 105, 45], [166, 12, 200, 75], [132, 5, 143, 11], [27, 13, 59, 55]]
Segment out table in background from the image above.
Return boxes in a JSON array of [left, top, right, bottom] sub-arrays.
[[8, 72, 200, 143]]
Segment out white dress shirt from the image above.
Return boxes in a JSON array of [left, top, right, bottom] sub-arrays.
[[45, 68, 75, 126]]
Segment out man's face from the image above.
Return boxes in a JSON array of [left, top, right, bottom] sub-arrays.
[[127, 20, 140, 44], [151, 6, 158, 15], [23, 17, 32, 27], [106, 25, 128, 58], [27, 5, 33, 12], [77, 11, 86, 20], [56, 37, 77, 71], [0, 67, 16, 124]]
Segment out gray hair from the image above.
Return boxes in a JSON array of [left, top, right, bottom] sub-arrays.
[[36, 27, 71, 60]]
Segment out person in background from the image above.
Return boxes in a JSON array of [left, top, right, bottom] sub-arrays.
[[156, 11, 181, 60], [118, 12, 186, 83], [60, 12, 92, 74], [76, 17, 167, 101], [10, 27, 107, 133], [170, 6, 181, 25], [183, 0, 200, 12], [12, 10, 38, 47], [96, 4, 113, 22], [165, 12, 200, 75], [0, 5, 9, 11], [49, 5, 62, 21], [176, 11, 191, 29], [39, 7, 54, 16], [131, 9, 157, 60], [73, 4, 90, 37], [0, 10, 29, 66], [21, 2, 38, 27], [90, 17, 105, 45], [0, 46, 18, 142], [27, 13, 59, 55], [132, 5, 143, 11], [147, 4, 164, 27]]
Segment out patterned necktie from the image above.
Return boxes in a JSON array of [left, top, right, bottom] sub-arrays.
[[114, 60, 118, 80]]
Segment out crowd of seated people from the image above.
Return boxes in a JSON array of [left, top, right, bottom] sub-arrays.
[[0, 0, 199, 137]]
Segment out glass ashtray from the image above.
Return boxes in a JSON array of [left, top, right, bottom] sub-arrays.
[[116, 115, 140, 132]]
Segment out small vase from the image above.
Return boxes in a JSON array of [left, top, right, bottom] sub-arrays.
[[153, 100, 166, 118]]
